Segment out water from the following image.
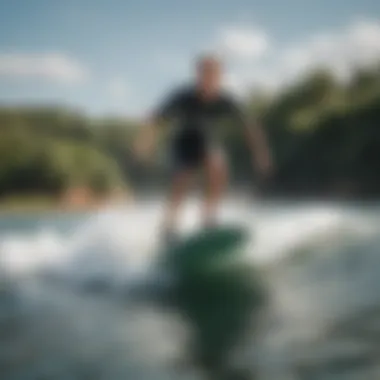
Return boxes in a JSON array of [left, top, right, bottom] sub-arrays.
[[0, 198, 379, 379]]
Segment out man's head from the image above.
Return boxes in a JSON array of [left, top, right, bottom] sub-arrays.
[[195, 54, 223, 97]]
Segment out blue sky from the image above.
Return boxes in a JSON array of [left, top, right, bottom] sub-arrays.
[[0, 0, 380, 117]]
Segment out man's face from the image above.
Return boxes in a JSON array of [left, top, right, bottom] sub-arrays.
[[197, 58, 222, 95]]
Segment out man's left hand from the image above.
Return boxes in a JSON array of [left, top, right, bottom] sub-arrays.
[[253, 151, 274, 179]]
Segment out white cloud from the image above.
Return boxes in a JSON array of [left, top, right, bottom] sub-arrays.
[[217, 27, 270, 60], [151, 19, 380, 106], [223, 19, 380, 96], [0, 53, 89, 85], [281, 20, 380, 83], [223, 72, 242, 93]]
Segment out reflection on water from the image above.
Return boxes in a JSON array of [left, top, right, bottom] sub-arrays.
[[0, 199, 380, 379]]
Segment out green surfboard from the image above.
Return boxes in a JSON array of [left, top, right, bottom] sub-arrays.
[[158, 225, 266, 376], [163, 225, 249, 275]]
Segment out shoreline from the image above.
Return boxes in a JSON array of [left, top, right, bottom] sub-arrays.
[[0, 193, 133, 215], [0, 192, 378, 215]]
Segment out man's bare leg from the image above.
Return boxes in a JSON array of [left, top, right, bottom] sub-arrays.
[[202, 149, 228, 228], [162, 170, 193, 240]]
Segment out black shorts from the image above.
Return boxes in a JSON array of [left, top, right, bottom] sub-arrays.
[[171, 128, 208, 169]]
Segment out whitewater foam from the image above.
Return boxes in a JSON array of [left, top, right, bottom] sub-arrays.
[[0, 200, 380, 379]]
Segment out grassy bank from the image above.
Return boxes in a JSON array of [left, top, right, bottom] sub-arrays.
[[0, 195, 59, 213]]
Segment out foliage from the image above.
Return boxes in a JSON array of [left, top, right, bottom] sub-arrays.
[[244, 65, 380, 196], [0, 108, 132, 197]]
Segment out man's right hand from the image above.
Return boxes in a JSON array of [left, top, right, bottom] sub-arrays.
[[133, 125, 156, 162], [253, 149, 274, 179]]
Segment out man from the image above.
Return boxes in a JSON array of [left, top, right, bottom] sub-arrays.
[[135, 54, 273, 243]]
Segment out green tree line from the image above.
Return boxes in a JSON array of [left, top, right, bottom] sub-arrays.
[[0, 109, 136, 198], [230, 66, 380, 197], [0, 64, 379, 200]]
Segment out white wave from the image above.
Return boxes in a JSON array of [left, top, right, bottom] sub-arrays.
[[0, 199, 380, 379], [0, 200, 377, 286], [0, 228, 66, 275]]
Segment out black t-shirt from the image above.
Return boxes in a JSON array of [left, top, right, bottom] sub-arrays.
[[153, 85, 247, 143]]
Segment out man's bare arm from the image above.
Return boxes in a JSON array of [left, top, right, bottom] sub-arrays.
[[243, 121, 274, 176], [134, 89, 181, 160], [133, 116, 160, 161]]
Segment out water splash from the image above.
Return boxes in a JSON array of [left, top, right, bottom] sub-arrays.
[[0, 199, 379, 379]]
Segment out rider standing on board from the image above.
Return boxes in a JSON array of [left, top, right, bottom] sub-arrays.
[[135, 54, 274, 243]]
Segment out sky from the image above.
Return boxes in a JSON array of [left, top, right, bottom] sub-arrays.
[[0, 0, 380, 118]]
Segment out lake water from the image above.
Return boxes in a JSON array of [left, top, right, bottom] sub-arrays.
[[0, 198, 379, 379]]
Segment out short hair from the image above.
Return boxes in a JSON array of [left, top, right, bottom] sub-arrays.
[[196, 53, 223, 71]]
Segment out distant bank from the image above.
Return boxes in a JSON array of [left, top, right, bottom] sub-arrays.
[[0, 187, 133, 213]]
